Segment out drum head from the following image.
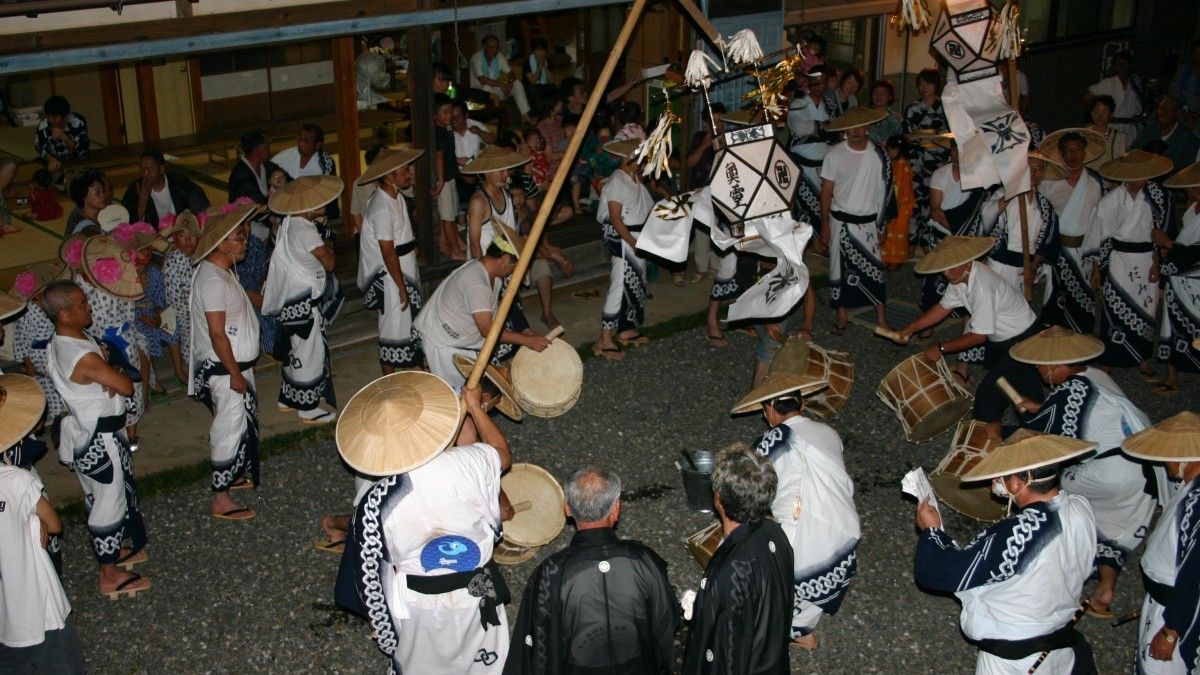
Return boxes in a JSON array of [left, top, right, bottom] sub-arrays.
[[511, 340, 583, 418], [493, 540, 538, 565], [930, 472, 1007, 523], [501, 463, 566, 547], [907, 398, 975, 443]]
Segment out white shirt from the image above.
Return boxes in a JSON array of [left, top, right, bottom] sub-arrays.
[[453, 121, 490, 163], [1092, 186, 1153, 247], [940, 261, 1036, 341], [271, 146, 325, 179], [358, 188, 418, 289], [190, 261, 261, 365], [995, 193, 1045, 255], [47, 334, 127, 424], [787, 94, 829, 145], [1088, 75, 1143, 143], [0, 466, 70, 648], [469, 50, 512, 90], [150, 175, 175, 219], [930, 163, 970, 211], [820, 141, 884, 216], [598, 170, 654, 229], [415, 259, 498, 349]]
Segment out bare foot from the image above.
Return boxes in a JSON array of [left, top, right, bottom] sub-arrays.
[[99, 565, 151, 596], [541, 313, 562, 331], [792, 633, 818, 650], [319, 514, 346, 543], [212, 491, 255, 520]]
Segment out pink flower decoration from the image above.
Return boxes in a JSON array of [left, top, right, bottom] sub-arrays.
[[233, 196, 256, 207], [131, 221, 155, 236], [64, 239, 86, 266], [111, 223, 136, 244], [196, 211, 209, 229], [157, 213, 177, 231], [13, 271, 37, 298], [92, 258, 123, 284], [219, 203, 239, 215]]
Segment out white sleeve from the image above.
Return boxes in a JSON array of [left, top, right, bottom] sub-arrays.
[[965, 281, 997, 337], [819, 147, 840, 182], [197, 276, 227, 314], [366, 201, 396, 242], [497, 54, 512, 75], [294, 221, 324, 254], [939, 282, 968, 311]]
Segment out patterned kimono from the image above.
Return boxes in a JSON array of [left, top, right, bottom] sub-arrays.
[[134, 265, 175, 358], [1137, 477, 1200, 674], [755, 415, 859, 639], [1039, 170, 1107, 333], [1021, 369, 1158, 572], [915, 493, 1097, 675], [822, 140, 894, 310], [902, 98, 951, 239], [1157, 203, 1200, 373], [787, 92, 839, 226], [986, 191, 1059, 295], [11, 303, 65, 423], [1088, 182, 1170, 367], [163, 247, 193, 365], [235, 234, 276, 357], [76, 274, 146, 426], [598, 170, 653, 334]]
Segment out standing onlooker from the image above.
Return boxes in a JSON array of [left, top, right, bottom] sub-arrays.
[[1167, 38, 1200, 128], [469, 34, 534, 125], [867, 80, 903, 146], [121, 150, 210, 229], [524, 37, 558, 107], [681, 444, 792, 674], [433, 95, 468, 261], [1085, 95, 1128, 168], [828, 68, 863, 115], [903, 68, 951, 251], [1085, 51, 1150, 147], [505, 465, 679, 673], [271, 124, 339, 220], [882, 135, 915, 268], [33, 95, 89, 187], [1132, 96, 1199, 178], [159, 211, 203, 385]]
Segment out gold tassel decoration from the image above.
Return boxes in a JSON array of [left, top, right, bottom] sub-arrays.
[[741, 53, 802, 120], [633, 87, 679, 179], [990, 1, 1023, 60], [895, 0, 932, 32]]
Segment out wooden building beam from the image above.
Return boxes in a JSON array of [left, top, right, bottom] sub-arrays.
[[331, 36, 359, 225], [407, 25, 437, 266], [135, 61, 161, 141]]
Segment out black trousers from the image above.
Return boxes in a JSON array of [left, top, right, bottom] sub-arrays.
[[972, 324, 1044, 424]]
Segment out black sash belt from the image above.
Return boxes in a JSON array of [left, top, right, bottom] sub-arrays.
[[831, 210, 877, 225], [406, 558, 511, 630], [1060, 234, 1084, 249], [1143, 571, 1175, 607], [795, 154, 823, 168], [96, 414, 125, 434], [991, 248, 1024, 267], [973, 621, 1096, 673], [394, 240, 417, 256], [626, 223, 645, 233], [1111, 239, 1154, 253], [207, 359, 258, 376]]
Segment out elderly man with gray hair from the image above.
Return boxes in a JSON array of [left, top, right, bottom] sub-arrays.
[[505, 465, 679, 674]]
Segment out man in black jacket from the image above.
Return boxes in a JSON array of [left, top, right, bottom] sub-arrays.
[[121, 150, 210, 228], [228, 130, 276, 206]]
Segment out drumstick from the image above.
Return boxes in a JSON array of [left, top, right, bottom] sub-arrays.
[[1027, 605, 1085, 674], [996, 377, 1024, 406], [874, 326, 909, 344], [545, 325, 566, 342], [511, 500, 533, 513], [1111, 610, 1140, 628]]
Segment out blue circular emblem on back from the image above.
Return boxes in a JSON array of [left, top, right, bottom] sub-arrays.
[[420, 535, 481, 573]]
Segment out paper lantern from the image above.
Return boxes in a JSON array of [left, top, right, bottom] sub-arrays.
[[930, 0, 1001, 83], [708, 124, 799, 226]]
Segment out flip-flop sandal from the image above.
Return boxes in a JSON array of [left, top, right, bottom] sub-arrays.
[[212, 507, 256, 521], [301, 410, 337, 425], [117, 548, 148, 571], [1138, 369, 1158, 383], [1082, 599, 1114, 620], [277, 404, 295, 412], [617, 334, 650, 347], [591, 344, 625, 362], [104, 572, 150, 600], [313, 538, 346, 554], [830, 323, 847, 336], [1153, 382, 1180, 396], [230, 477, 255, 491], [706, 334, 729, 348]]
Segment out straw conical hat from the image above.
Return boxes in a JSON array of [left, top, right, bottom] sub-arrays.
[[721, 108, 769, 127], [193, 204, 259, 263], [268, 175, 344, 215], [9, 260, 69, 300], [1098, 149, 1173, 183], [460, 146, 529, 174], [824, 106, 887, 132], [335, 371, 462, 476], [1028, 150, 1067, 181], [730, 372, 829, 415], [493, 221, 526, 259], [1039, 128, 1105, 164], [82, 235, 144, 300], [1010, 326, 1104, 365], [962, 429, 1095, 481], [0, 293, 24, 321], [59, 233, 88, 271], [97, 204, 130, 233], [114, 222, 168, 253], [1165, 162, 1200, 189], [160, 210, 203, 239], [452, 354, 524, 421], [356, 147, 425, 185], [602, 139, 641, 159], [0, 374, 45, 450], [501, 463, 566, 547], [914, 236, 995, 274], [1121, 412, 1200, 463]]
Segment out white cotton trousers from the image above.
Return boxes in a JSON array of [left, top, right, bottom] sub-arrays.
[[1137, 595, 1188, 674], [391, 587, 509, 674], [975, 648, 1072, 675], [208, 370, 255, 487]]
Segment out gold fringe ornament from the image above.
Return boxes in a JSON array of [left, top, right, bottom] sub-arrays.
[[896, 0, 932, 32], [990, 1, 1023, 60], [633, 87, 679, 180]]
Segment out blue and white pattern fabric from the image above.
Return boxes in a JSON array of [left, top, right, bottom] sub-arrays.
[[1157, 203, 1200, 374], [1137, 477, 1200, 674], [1040, 170, 1107, 333], [11, 303, 65, 422]]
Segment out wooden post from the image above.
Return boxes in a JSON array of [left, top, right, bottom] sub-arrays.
[[135, 61, 160, 142], [466, 0, 651, 390], [98, 65, 125, 146], [1007, 57, 1033, 302], [332, 36, 360, 232], [408, 25, 437, 265]]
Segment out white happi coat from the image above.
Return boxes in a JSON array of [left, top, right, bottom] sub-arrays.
[[1137, 477, 1200, 675]]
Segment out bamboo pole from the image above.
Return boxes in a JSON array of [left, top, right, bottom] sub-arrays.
[[1007, 56, 1033, 302], [467, 0, 651, 390]]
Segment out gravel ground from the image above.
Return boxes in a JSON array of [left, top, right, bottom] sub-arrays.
[[61, 271, 1194, 673]]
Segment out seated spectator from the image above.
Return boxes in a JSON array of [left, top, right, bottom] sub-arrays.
[[469, 34, 534, 125], [524, 37, 558, 107], [228, 130, 277, 239], [33, 95, 89, 182], [432, 62, 456, 98], [65, 169, 108, 236], [1133, 95, 1199, 177], [451, 100, 495, 204], [561, 77, 588, 125], [537, 99, 569, 176], [28, 168, 62, 223], [271, 124, 339, 220], [121, 150, 210, 229], [524, 127, 552, 190], [0, 158, 19, 235]]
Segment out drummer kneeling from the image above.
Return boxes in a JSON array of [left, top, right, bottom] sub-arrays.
[[895, 236, 1044, 441]]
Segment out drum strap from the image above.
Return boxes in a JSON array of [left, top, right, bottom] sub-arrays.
[[406, 558, 511, 629]]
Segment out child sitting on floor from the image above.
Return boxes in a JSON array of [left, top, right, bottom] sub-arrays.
[[29, 168, 63, 222]]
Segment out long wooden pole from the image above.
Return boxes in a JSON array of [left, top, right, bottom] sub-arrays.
[[1007, 56, 1033, 302], [467, 0, 651, 389]]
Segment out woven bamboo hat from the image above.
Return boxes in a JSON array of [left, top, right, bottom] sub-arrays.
[[452, 354, 524, 421], [336, 371, 462, 476], [9, 260, 69, 301], [914, 236, 994, 274], [1039, 128, 1105, 164], [356, 147, 425, 185], [731, 372, 829, 415], [460, 145, 529, 174], [160, 210, 203, 239], [0, 293, 23, 321], [193, 204, 258, 263], [1165, 162, 1200, 189], [0, 374, 45, 451], [113, 222, 168, 253], [1028, 150, 1067, 181], [97, 204, 130, 233], [824, 106, 887, 132], [59, 233, 89, 271], [962, 429, 1096, 481], [82, 235, 144, 300], [492, 222, 525, 259], [268, 175, 344, 215], [1121, 412, 1200, 463], [1098, 149, 1174, 183], [721, 107, 770, 127], [1010, 326, 1104, 365], [602, 139, 641, 159], [501, 463, 566, 547]]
